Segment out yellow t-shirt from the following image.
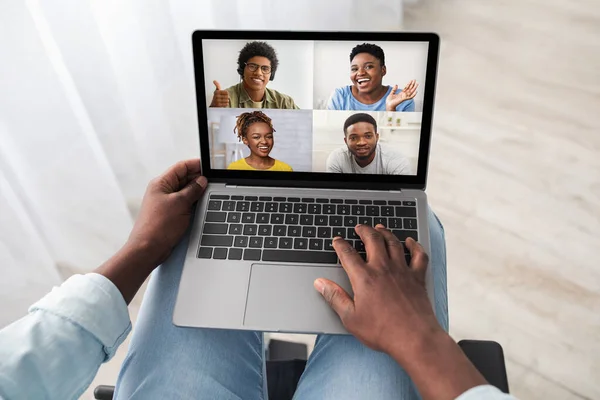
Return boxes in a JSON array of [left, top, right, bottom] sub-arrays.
[[227, 158, 293, 171]]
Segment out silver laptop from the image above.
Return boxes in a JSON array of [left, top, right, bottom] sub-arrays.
[[173, 30, 439, 334]]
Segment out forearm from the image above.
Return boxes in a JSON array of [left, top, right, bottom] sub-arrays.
[[390, 329, 488, 400]]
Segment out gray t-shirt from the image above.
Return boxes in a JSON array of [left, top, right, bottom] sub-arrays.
[[326, 144, 412, 175]]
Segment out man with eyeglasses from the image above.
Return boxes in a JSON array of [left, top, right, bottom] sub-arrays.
[[210, 41, 299, 109], [327, 43, 418, 112]]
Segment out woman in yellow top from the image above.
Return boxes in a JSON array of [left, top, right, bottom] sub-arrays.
[[226, 111, 293, 171]]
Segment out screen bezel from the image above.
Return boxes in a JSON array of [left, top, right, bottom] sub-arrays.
[[193, 30, 439, 191]]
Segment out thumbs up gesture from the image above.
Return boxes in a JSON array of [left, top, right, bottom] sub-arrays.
[[209, 80, 229, 108]]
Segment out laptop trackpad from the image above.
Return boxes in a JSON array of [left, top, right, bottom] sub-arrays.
[[243, 264, 353, 334]]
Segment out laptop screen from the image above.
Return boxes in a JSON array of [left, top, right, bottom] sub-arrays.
[[193, 32, 438, 189]]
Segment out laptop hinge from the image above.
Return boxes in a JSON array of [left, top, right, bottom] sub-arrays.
[[225, 184, 403, 193]]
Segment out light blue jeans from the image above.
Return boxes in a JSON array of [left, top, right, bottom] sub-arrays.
[[114, 208, 448, 399]]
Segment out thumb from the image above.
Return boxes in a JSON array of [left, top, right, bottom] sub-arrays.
[[213, 80, 222, 91], [177, 176, 208, 205], [314, 278, 354, 321]]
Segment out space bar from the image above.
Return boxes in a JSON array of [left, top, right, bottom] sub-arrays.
[[262, 250, 338, 264]]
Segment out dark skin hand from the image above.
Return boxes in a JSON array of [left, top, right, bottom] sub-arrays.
[[315, 224, 488, 400], [95, 159, 207, 304], [210, 80, 230, 107]]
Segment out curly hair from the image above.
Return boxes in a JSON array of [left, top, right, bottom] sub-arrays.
[[234, 111, 276, 142], [349, 43, 385, 66], [237, 41, 279, 81]]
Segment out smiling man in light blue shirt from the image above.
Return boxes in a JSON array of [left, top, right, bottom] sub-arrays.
[[327, 43, 418, 112]]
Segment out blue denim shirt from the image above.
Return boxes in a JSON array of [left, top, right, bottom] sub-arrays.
[[0, 273, 513, 400]]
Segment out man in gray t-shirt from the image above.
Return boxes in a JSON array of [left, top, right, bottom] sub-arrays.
[[326, 113, 412, 175]]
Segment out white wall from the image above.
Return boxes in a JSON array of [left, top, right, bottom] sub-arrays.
[[312, 111, 421, 174], [207, 109, 313, 172], [313, 41, 429, 111], [202, 39, 314, 110]]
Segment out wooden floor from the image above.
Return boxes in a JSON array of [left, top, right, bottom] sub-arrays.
[[404, 0, 600, 398], [82, 1, 600, 398]]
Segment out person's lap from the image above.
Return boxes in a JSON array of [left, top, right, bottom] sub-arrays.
[[114, 207, 448, 400]]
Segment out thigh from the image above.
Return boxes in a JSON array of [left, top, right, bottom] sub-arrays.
[[293, 208, 448, 400], [114, 232, 266, 400]]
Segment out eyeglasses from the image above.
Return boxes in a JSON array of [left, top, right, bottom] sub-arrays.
[[245, 62, 272, 74]]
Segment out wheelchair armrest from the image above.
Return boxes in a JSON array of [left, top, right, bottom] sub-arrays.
[[459, 340, 509, 393]]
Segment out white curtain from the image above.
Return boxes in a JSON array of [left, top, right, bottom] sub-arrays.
[[0, 0, 405, 327]]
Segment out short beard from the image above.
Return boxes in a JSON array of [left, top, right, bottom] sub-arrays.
[[350, 147, 376, 161]]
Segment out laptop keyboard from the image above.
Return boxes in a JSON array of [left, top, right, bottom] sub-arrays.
[[198, 194, 419, 265]]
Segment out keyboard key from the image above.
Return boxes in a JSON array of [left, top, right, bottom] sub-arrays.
[[250, 202, 264, 212], [354, 240, 365, 252], [236, 201, 250, 212], [395, 207, 417, 217], [285, 214, 299, 225], [271, 214, 284, 224], [206, 212, 226, 223], [403, 201, 416, 207], [245, 196, 258, 201], [203, 223, 228, 235], [405, 254, 412, 265], [392, 230, 418, 241], [330, 199, 343, 204], [389, 218, 403, 229], [302, 226, 317, 237], [213, 248, 227, 259], [316, 198, 329, 203], [273, 225, 287, 236], [324, 240, 334, 251], [315, 215, 328, 226], [344, 216, 358, 227], [344, 199, 358, 204], [273, 197, 286, 202], [266, 202, 278, 212], [404, 219, 418, 229], [280, 203, 293, 213], [259, 196, 272, 201], [366, 206, 380, 216], [288, 226, 301, 237], [381, 206, 394, 216], [308, 204, 321, 214], [249, 237, 263, 248], [231, 195, 244, 200], [227, 212, 241, 223], [243, 225, 258, 236], [294, 238, 308, 249], [243, 249, 261, 261], [337, 205, 350, 215], [264, 237, 278, 248], [222, 201, 236, 211], [300, 215, 314, 225], [358, 217, 372, 226], [373, 200, 386, 205], [229, 224, 244, 235], [279, 237, 293, 249], [201, 235, 233, 247], [208, 200, 222, 210], [374, 217, 387, 226], [317, 227, 332, 238], [352, 205, 365, 216], [288, 197, 301, 202], [358, 252, 367, 261], [323, 204, 336, 214], [210, 194, 229, 200], [333, 227, 345, 238], [359, 199, 373, 204], [228, 248, 242, 260], [262, 250, 338, 264], [258, 225, 272, 236], [302, 198, 315, 202], [256, 213, 270, 224], [293, 203, 307, 214], [242, 213, 255, 223], [347, 228, 359, 240], [234, 236, 248, 248], [198, 247, 213, 258], [330, 216, 343, 226], [388, 201, 403, 205], [309, 239, 323, 250]]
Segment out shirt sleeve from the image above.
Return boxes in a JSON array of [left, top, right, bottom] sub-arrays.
[[396, 98, 415, 112], [326, 88, 343, 110], [0, 273, 131, 400], [386, 151, 413, 175], [456, 385, 517, 400], [325, 148, 345, 173]]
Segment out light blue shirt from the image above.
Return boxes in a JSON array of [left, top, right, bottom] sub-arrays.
[[327, 85, 415, 111], [0, 273, 516, 400]]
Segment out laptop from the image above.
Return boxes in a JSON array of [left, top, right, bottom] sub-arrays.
[[173, 30, 439, 334]]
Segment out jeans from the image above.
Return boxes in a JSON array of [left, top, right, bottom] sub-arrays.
[[114, 208, 448, 399]]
